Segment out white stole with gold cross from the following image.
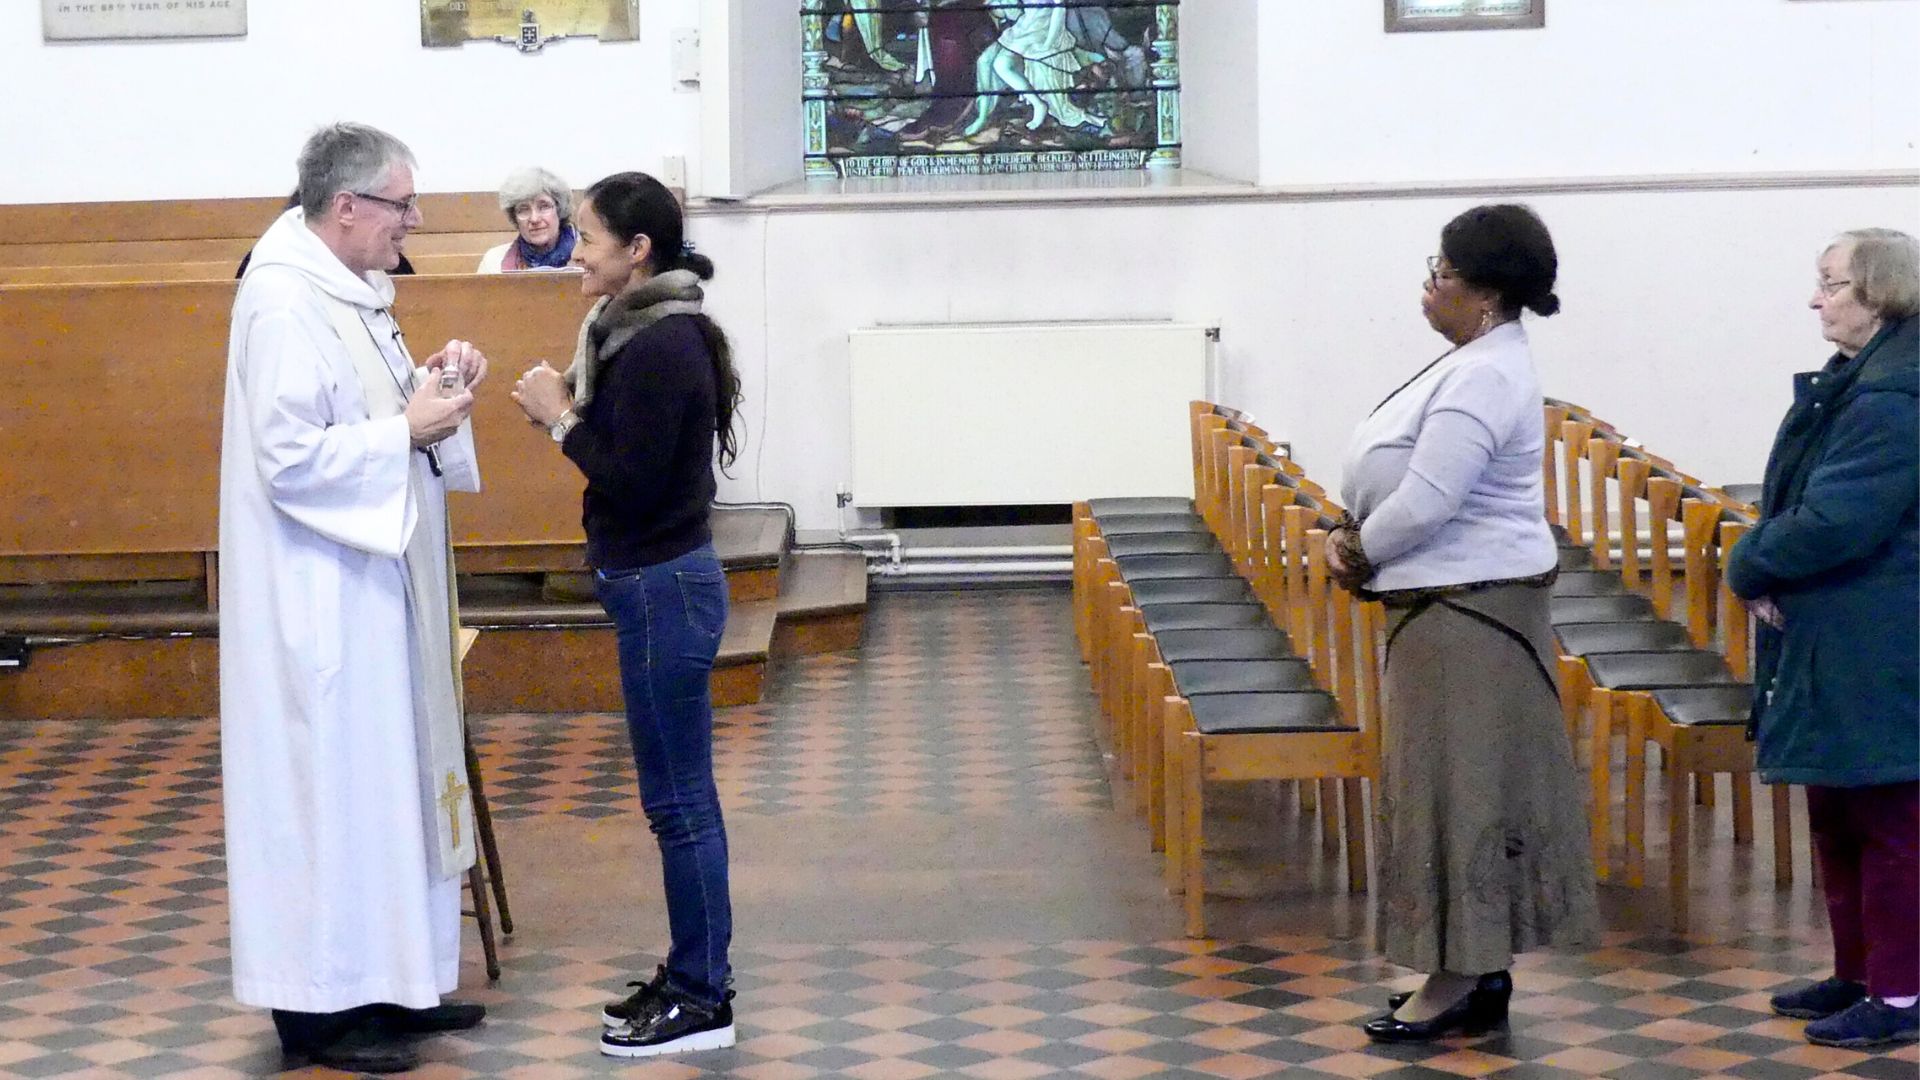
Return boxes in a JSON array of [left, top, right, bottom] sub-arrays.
[[319, 295, 479, 880]]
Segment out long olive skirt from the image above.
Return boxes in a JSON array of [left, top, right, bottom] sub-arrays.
[[1375, 580, 1600, 975]]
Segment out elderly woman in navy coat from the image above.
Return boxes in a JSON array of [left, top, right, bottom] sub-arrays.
[[1727, 228, 1919, 1051]]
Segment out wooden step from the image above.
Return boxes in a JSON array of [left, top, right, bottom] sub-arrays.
[[527, 505, 793, 606], [715, 599, 777, 707], [0, 511, 843, 720], [458, 585, 778, 713], [773, 551, 868, 658], [713, 505, 790, 603]]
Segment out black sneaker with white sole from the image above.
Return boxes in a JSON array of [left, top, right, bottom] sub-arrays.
[[601, 965, 670, 1028], [600, 988, 736, 1058]]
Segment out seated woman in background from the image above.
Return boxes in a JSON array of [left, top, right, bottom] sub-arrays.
[[478, 166, 578, 273]]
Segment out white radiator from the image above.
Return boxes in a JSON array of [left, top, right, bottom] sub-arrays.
[[848, 321, 1213, 507]]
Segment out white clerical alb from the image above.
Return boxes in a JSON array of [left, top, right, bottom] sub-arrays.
[[219, 208, 480, 1013]]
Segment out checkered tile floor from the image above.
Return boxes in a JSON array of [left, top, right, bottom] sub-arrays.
[[0, 588, 1914, 1078], [479, 591, 1107, 820]]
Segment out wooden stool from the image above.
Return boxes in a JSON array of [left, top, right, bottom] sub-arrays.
[[457, 628, 514, 981]]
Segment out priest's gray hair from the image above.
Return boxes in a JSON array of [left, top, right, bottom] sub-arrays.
[[297, 122, 417, 221], [497, 166, 573, 225], [1827, 228, 1919, 321]]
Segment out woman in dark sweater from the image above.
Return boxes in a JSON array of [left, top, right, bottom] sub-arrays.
[[512, 171, 743, 1060]]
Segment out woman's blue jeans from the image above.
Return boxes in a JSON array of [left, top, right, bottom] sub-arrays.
[[594, 543, 733, 1004]]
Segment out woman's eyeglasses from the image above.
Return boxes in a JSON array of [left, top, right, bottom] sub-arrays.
[[1426, 255, 1460, 287], [514, 198, 559, 221]]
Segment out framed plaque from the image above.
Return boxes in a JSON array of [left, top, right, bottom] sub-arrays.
[[1385, 0, 1544, 33], [42, 0, 246, 41], [421, 1, 638, 51]]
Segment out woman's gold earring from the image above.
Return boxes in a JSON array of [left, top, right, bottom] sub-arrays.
[[1478, 308, 1493, 335]]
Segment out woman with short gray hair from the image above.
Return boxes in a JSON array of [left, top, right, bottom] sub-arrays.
[[478, 166, 577, 272], [1729, 228, 1918, 1050]]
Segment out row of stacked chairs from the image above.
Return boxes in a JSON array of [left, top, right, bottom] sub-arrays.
[[1074, 400, 1782, 936], [1542, 399, 1782, 931], [1074, 404, 1383, 938]]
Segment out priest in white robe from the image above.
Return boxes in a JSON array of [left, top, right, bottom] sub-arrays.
[[219, 122, 489, 1075]]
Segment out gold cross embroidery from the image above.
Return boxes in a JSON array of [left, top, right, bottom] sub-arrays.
[[437, 770, 470, 850]]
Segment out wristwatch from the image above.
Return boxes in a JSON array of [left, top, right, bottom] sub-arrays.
[[549, 410, 581, 443]]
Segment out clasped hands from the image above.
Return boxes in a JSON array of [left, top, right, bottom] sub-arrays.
[[511, 362, 573, 428], [405, 340, 489, 449], [1324, 528, 1372, 593], [396, 339, 575, 445]]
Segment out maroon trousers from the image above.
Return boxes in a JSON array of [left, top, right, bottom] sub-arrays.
[[1807, 781, 1920, 997]]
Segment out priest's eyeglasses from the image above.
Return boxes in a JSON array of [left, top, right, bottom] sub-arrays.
[[1815, 278, 1853, 298], [354, 191, 421, 216]]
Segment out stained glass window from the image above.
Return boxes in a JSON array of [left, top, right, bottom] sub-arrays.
[[801, 1, 1182, 179]]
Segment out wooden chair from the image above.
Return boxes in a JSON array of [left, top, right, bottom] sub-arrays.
[[456, 628, 513, 981], [1620, 515, 1792, 930], [1577, 495, 1757, 880], [1163, 523, 1381, 936]]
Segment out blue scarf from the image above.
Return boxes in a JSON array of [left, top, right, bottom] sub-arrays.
[[513, 222, 577, 270]]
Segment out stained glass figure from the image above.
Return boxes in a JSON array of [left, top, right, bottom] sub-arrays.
[[802, 1, 1182, 179]]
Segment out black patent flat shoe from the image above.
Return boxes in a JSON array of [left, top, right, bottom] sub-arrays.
[[1385, 970, 1509, 1013], [1365, 972, 1512, 1043]]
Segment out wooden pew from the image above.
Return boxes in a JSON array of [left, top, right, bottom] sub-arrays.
[[0, 192, 519, 286], [0, 272, 631, 720]]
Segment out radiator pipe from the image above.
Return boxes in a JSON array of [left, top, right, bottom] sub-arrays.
[[836, 497, 903, 567], [873, 560, 1072, 578], [896, 545, 1071, 560]]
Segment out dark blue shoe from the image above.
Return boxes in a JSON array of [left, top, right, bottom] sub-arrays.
[[1805, 998, 1919, 1049], [1770, 976, 1867, 1020]]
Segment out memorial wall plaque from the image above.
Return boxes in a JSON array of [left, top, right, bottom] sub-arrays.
[[42, 0, 247, 41], [1385, 0, 1544, 32], [421, 1, 639, 51]]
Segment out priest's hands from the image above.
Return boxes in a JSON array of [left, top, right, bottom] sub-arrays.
[[512, 362, 573, 427], [405, 376, 474, 449], [425, 339, 489, 392]]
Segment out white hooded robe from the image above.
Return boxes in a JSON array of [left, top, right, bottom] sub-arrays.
[[218, 209, 479, 1012]]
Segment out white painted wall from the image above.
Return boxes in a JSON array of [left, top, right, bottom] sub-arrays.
[[698, 0, 803, 198], [0, 0, 705, 203], [5, 2, 1917, 534], [1259, 0, 1920, 184], [694, 180, 1916, 528], [1180, 0, 1261, 183]]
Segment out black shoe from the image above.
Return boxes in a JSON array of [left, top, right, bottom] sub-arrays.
[[1364, 972, 1512, 1043], [600, 988, 737, 1058], [602, 965, 671, 1029], [372, 1000, 487, 1034], [1804, 998, 1919, 1048], [1770, 976, 1868, 1020], [1386, 971, 1508, 1014], [277, 1012, 419, 1074]]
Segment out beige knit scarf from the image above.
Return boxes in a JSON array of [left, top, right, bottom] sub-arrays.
[[563, 269, 705, 411]]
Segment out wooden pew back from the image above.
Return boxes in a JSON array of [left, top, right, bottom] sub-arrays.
[[0, 273, 599, 582], [0, 193, 519, 286]]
